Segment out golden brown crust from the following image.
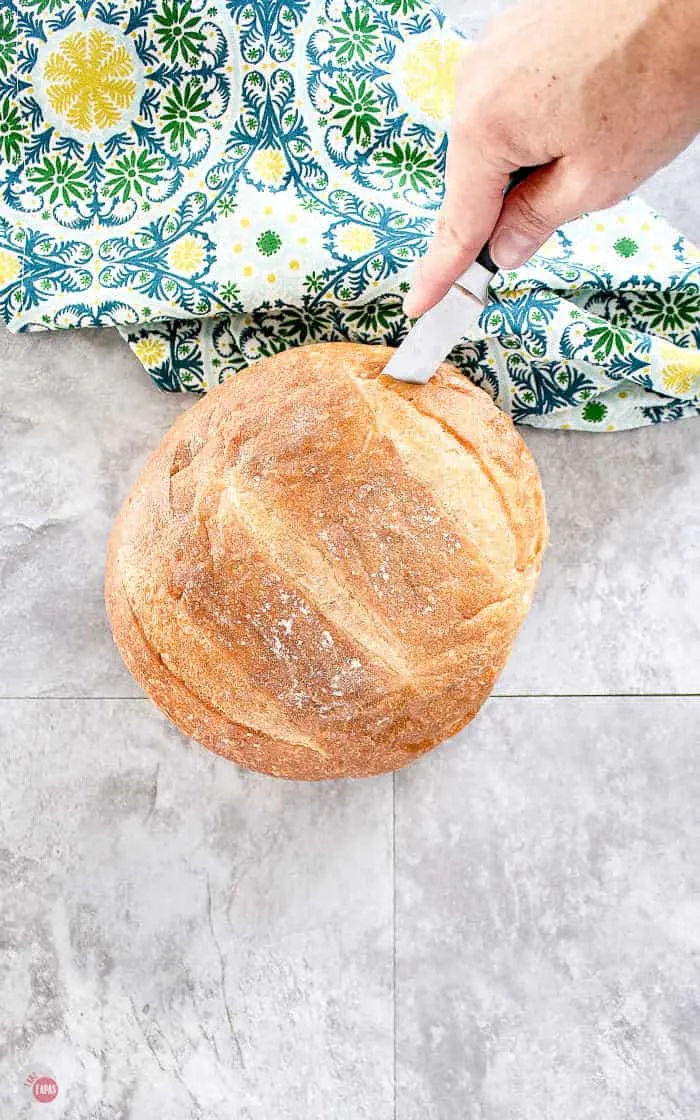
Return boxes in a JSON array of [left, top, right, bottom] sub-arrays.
[[105, 343, 547, 779]]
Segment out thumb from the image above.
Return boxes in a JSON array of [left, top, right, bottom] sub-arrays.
[[404, 149, 509, 319], [489, 160, 588, 269]]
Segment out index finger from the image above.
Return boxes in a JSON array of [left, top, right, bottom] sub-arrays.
[[403, 142, 511, 319]]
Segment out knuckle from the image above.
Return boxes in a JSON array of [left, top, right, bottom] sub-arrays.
[[450, 87, 529, 169], [475, 105, 529, 160], [450, 107, 489, 153], [453, 93, 513, 147], [434, 211, 479, 254]]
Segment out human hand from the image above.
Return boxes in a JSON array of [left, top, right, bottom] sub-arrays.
[[405, 0, 700, 318]]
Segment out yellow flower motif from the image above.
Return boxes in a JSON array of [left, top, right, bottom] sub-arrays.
[[658, 342, 700, 396], [337, 223, 377, 254], [167, 234, 207, 277], [251, 148, 287, 186], [44, 30, 137, 132], [0, 249, 20, 286], [133, 337, 168, 367], [402, 38, 464, 120]]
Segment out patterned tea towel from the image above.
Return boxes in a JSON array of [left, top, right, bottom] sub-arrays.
[[2, 0, 700, 430]]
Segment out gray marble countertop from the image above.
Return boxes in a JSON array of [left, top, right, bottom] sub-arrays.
[[2, 3, 699, 1117]]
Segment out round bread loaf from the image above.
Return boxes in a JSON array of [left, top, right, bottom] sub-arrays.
[[106, 343, 546, 779]]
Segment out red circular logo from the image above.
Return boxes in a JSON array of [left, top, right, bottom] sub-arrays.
[[24, 1073, 59, 1103]]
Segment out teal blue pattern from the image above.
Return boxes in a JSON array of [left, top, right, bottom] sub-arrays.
[[1, 0, 699, 430]]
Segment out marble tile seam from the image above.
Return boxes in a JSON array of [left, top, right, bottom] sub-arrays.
[[0, 693, 699, 702]]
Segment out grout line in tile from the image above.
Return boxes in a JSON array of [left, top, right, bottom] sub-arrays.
[[1, 693, 700, 702], [0, 696, 147, 702], [490, 692, 700, 699]]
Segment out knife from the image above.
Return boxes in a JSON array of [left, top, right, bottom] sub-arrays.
[[383, 167, 538, 384]]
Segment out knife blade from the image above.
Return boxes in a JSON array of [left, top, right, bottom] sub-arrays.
[[383, 166, 539, 385], [382, 259, 492, 384]]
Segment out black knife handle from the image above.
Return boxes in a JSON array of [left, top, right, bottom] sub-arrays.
[[476, 166, 541, 274]]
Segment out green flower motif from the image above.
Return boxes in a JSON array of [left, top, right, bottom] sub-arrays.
[[153, 0, 206, 63], [304, 272, 325, 294], [27, 155, 89, 206], [0, 10, 16, 79], [161, 81, 208, 149], [399, 280, 410, 292], [373, 142, 439, 192], [330, 77, 381, 146], [217, 195, 237, 217], [345, 300, 400, 334], [331, 8, 379, 64], [613, 236, 638, 258], [582, 399, 608, 423], [633, 285, 700, 333], [585, 320, 634, 360], [104, 151, 163, 203], [256, 230, 282, 256], [219, 281, 241, 303], [22, 0, 65, 11], [378, 0, 428, 13], [0, 98, 23, 165]]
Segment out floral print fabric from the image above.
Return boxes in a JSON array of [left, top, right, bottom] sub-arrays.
[[2, 0, 699, 429]]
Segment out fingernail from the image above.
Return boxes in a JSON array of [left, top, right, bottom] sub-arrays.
[[490, 229, 537, 269]]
